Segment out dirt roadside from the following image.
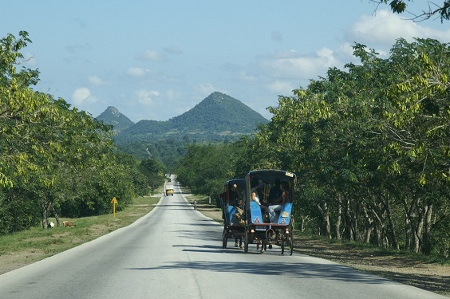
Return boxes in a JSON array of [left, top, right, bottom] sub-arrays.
[[196, 204, 450, 297]]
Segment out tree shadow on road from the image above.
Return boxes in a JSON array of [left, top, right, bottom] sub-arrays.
[[126, 260, 392, 286]]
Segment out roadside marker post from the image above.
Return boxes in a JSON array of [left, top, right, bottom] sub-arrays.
[[111, 197, 118, 218]]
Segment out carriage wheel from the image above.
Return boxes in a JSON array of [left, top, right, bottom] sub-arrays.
[[289, 220, 295, 255], [222, 227, 227, 249], [244, 229, 249, 253]]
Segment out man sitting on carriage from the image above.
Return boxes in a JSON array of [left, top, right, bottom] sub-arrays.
[[268, 181, 290, 223]]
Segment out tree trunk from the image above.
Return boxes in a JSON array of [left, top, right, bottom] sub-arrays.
[[363, 206, 374, 243], [335, 202, 342, 240], [352, 200, 359, 242], [422, 204, 433, 255], [51, 204, 60, 227], [370, 202, 386, 247], [374, 223, 382, 246], [300, 215, 310, 233], [317, 202, 331, 239], [403, 196, 418, 252], [41, 203, 48, 229], [385, 198, 399, 250], [405, 215, 412, 251], [343, 199, 353, 241], [365, 224, 374, 244], [414, 205, 425, 254]]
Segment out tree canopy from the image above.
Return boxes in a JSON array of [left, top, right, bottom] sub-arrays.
[[176, 38, 449, 257], [0, 32, 164, 233]]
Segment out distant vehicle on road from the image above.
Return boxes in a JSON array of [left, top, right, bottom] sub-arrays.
[[166, 187, 174, 196]]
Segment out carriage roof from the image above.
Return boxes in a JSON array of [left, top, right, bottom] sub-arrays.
[[246, 169, 296, 181], [224, 178, 245, 188]]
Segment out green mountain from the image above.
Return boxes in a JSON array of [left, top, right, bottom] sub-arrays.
[[115, 92, 268, 143], [171, 91, 267, 132], [96, 106, 135, 132]]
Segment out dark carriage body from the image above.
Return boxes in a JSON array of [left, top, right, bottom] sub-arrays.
[[243, 169, 297, 254], [221, 178, 246, 248]]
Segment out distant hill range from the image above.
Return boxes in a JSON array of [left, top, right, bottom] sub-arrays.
[[96, 92, 268, 143]]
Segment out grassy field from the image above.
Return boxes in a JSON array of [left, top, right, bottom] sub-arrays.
[[0, 195, 161, 275]]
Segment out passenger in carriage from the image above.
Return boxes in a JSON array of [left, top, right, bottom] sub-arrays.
[[269, 178, 282, 201], [268, 181, 289, 223], [281, 181, 291, 202], [232, 183, 245, 207], [251, 178, 267, 214], [231, 183, 245, 226], [230, 183, 245, 247]]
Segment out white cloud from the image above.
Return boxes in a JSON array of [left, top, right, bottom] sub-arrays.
[[268, 80, 294, 94], [317, 47, 338, 65], [127, 67, 147, 77], [259, 47, 340, 80], [88, 75, 108, 86], [238, 70, 258, 82], [338, 42, 356, 58], [273, 50, 300, 59], [193, 83, 217, 96], [165, 89, 181, 101], [136, 89, 160, 106], [136, 49, 166, 61], [72, 87, 97, 105], [348, 9, 450, 46]]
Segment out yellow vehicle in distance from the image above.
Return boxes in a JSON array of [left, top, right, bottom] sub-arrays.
[[166, 186, 174, 196]]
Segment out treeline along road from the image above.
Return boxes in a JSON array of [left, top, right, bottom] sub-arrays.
[[0, 182, 444, 299]]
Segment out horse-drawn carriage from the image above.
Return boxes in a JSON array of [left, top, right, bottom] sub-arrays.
[[221, 178, 246, 248], [242, 170, 296, 255]]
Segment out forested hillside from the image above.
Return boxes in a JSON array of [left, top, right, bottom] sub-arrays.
[[112, 92, 268, 170], [176, 38, 449, 258], [114, 91, 268, 144], [0, 32, 165, 234], [96, 106, 135, 132], [170, 91, 268, 133]]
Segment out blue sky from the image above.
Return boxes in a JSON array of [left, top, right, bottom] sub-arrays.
[[1, 1, 449, 122]]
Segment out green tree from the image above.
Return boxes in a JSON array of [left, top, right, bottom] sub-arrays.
[[1, 32, 145, 232], [375, 0, 450, 21], [257, 38, 449, 256]]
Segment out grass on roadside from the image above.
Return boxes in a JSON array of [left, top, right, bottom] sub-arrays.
[[0, 195, 161, 274], [184, 193, 223, 223], [303, 234, 450, 266]]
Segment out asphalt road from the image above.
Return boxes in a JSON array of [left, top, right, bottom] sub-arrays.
[[0, 183, 444, 299]]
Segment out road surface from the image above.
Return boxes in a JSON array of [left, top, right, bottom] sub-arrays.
[[0, 183, 444, 298]]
